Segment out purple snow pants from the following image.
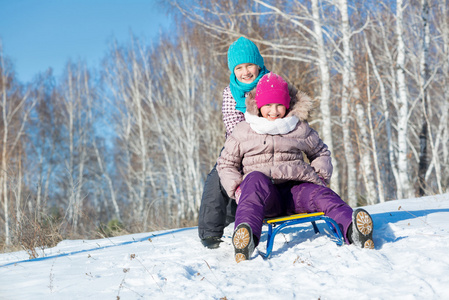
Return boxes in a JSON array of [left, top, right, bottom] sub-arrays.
[[235, 171, 353, 245]]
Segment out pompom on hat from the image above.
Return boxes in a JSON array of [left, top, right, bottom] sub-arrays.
[[227, 37, 264, 72], [255, 73, 290, 109]]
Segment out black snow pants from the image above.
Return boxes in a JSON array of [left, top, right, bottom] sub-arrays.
[[198, 163, 237, 239]]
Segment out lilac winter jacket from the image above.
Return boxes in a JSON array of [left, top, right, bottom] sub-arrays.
[[217, 88, 332, 199]]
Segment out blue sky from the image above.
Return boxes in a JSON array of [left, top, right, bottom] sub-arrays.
[[0, 0, 172, 83]]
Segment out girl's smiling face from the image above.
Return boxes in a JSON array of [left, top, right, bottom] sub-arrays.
[[260, 103, 287, 121], [233, 63, 260, 84]]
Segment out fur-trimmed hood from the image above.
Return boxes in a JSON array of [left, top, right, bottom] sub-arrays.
[[245, 83, 315, 121]]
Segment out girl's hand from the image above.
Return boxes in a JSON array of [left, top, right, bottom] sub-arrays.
[[235, 186, 242, 204]]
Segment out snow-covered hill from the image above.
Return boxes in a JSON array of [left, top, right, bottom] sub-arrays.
[[1, 194, 449, 299]]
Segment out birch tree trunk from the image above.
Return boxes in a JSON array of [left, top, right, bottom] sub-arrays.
[[311, 0, 340, 195], [131, 58, 148, 223], [338, 0, 358, 206], [432, 0, 449, 190], [14, 145, 23, 225], [364, 36, 388, 203], [0, 55, 9, 245], [396, 0, 414, 199], [0, 45, 34, 245], [417, 0, 430, 196], [64, 65, 75, 224], [377, 21, 401, 198], [422, 0, 445, 194], [365, 60, 385, 203], [92, 139, 121, 222]]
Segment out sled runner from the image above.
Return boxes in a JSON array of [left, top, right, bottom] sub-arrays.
[[260, 212, 344, 258]]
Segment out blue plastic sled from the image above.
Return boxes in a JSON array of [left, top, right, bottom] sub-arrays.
[[260, 212, 344, 258]]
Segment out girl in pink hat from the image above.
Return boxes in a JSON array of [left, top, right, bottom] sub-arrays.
[[217, 73, 374, 263]]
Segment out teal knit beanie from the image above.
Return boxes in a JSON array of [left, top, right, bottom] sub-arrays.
[[227, 37, 264, 72]]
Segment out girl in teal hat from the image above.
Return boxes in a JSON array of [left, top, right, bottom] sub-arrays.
[[226, 37, 270, 115], [198, 37, 271, 248], [222, 37, 270, 137]]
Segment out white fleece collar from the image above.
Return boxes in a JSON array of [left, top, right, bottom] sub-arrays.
[[244, 112, 299, 135]]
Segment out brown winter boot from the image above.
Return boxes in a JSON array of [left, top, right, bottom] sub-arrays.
[[351, 208, 375, 249], [232, 223, 255, 263]]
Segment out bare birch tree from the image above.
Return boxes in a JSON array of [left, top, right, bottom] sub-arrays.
[[364, 60, 386, 203], [153, 31, 218, 223], [103, 42, 155, 228], [310, 0, 340, 195], [416, 0, 430, 195], [430, 0, 449, 192], [29, 71, 59, 218], [57, 62, 93, 232], [337, 0, 361, 206], [0, 44, 34, 245], [395, 0, 414, 199]]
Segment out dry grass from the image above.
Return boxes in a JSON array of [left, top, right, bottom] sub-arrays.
[[12, 213, 64, 259]]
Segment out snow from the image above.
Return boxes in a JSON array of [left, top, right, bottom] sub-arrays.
[[1, 194, 449, 299]]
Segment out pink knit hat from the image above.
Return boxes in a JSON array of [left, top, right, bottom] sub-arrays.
[[254, 72, 290, 109]]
